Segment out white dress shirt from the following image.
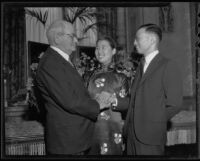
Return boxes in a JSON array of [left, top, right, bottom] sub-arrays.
[[143, 50, 159, 73], [50, 46, 73, 66]]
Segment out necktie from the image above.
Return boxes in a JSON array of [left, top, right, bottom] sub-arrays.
[[140, 57, 145, 77], [143, 59, 148, 74], [68, 59, 74, 67]]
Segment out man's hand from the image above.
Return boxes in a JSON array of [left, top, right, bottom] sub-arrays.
[[95, 91, 112, 110], [108, 93, 118, 108]]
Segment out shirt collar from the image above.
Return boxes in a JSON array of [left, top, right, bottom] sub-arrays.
[[50, 46, 70, 62], [144, 50, 159, 65]]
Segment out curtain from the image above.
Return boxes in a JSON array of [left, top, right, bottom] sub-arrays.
[[96, 7, 117, 41], [3, 6, 26, 102]]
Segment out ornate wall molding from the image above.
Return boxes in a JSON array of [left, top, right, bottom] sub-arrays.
[[159, 4, 174, 32]]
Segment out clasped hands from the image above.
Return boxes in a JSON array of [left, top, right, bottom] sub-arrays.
[[95, 91, 117, 110]]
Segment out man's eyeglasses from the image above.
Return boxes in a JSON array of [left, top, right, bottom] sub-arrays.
[[62, 33, 78, 41]]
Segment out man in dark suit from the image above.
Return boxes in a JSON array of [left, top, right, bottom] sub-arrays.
[[35, 20, 110, 155], [123, 24, 183, 155]]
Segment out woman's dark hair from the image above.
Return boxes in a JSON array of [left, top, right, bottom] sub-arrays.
[[138, 23, 162, 42], [96, 36, 117, 49]]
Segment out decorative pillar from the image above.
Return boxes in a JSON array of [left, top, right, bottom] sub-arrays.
[[117, 7, 127, 52], [197, 2, 200, 158]]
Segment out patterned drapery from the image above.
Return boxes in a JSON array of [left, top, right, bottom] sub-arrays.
[[3, 6, 26, 102], [96, 7, 117, 41]]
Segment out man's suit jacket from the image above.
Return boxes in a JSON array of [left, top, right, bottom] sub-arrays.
[[123, 53, 183, 148], [35, 47, 100, 154]]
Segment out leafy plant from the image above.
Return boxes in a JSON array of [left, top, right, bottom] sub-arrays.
[[74, 52, 100, 76], [25, 8, 49, 27], [63, 7, 106, 37]]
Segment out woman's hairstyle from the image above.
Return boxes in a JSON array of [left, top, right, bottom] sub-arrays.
[[138, 23, 162, 42], [96, 36, 117, 49]]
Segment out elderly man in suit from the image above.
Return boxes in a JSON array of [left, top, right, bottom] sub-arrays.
[[123, 23, 183, 155], [35, 20, 110, 155]]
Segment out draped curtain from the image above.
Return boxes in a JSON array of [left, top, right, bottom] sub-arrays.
[[3, 6, 26, 102], [96, 7, 117, 41]]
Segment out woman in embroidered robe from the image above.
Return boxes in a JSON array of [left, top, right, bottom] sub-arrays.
[[86, 36, 130, 155]]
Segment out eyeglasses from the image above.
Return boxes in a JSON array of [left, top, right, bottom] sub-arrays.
[[62, 33, 78, 42]]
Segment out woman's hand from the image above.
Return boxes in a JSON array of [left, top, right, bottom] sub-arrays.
[[95, 91, 112, 110]]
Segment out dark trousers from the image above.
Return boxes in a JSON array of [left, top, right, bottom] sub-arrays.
[[87, 142, 100, 155], [70, 148, 91, 155], [126, 128, 164, 155]]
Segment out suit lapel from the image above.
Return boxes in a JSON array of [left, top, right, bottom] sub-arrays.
[[48, 47, 75, 68], [130, 65, 141, 91], [124, 62, 143, 130], [129, 63, 142, 108], [139, 54, 164, 86]]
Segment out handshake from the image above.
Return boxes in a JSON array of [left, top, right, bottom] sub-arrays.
[[95, 91, 117, 110]]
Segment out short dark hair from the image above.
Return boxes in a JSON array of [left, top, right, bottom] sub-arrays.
[[96, 36, 117, 49], [138, 23, 162, 42]]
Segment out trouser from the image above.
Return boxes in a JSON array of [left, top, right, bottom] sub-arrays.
[[126, 128, 164, 155], [70, 148, 91, 155]]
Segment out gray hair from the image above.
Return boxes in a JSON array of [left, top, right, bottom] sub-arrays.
[[46, 20, 69, 45]]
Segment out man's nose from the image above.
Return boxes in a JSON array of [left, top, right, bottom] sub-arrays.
[[133, 40, 137, 46], [73, 37, 78, 44]]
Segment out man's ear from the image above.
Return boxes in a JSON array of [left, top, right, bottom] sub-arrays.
[[55, 33, 61, 44], [112, 48, 116, 55], [150, 34, 157, 45]]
